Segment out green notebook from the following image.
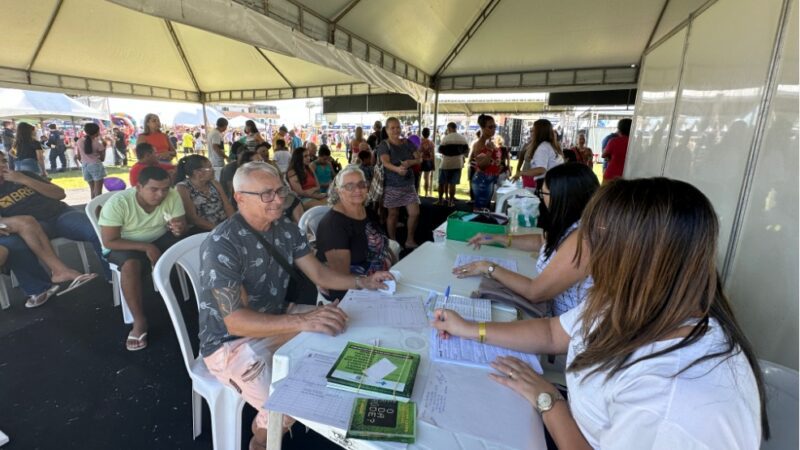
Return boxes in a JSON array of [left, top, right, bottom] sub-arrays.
[[347, 398, 416, 444], [326, 341, 420, 402]]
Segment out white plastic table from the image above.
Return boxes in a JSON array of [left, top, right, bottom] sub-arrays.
[[391, 240, 540, 298], [266, 283, 545, 450]]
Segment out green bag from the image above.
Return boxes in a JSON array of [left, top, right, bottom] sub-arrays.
[[445, 211, 508, 243]]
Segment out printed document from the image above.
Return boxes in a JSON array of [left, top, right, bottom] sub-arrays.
[[339, 291, 429, 328], [266, 351, 356, 430]]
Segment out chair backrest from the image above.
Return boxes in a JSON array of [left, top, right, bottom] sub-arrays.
[[298, 205, 331, 239], [84, 191, 120, 243], [152, 233, 209, 375], [495, 188, 537, 214], [760, 360, 799, 450]]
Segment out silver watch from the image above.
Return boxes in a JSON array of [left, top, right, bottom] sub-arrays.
[[485, 263, 497, 279], [536, 391, 565, 414]]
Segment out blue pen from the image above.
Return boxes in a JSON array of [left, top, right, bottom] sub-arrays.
[[440, 285, 451, 321]]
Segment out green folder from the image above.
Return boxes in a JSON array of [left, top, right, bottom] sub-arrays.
[[326, 341, 420, 402]]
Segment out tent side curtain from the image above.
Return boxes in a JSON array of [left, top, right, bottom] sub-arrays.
[[109, 0, 433, 103]]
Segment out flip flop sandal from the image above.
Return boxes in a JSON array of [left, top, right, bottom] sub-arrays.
[[126, 332, 148, 352], [56, 273, 98, 297], [25, 284, 61, 308]]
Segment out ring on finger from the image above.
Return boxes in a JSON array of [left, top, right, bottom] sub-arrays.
[[508, 371, 514, 379]]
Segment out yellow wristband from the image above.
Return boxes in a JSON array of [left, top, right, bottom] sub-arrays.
[[506, 233, 513, 248], [478, 322, 486, 343]]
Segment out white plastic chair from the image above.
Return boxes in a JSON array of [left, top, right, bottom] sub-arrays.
[[0, 273, 12, 310], [85, 192, 133, 323], [388, 239, 402, 262], [85, 192, 190, 325], [153, 233, 246, 450], [298, 205, 331, 240], [50, 237, 90, 273], [495, 188, 537, 214], [760, 360, 799, 450]]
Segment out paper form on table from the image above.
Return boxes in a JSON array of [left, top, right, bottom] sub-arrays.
[[453, 254, 518, 272], [339, 291, 428, 328], [418, 363, 545, 449]]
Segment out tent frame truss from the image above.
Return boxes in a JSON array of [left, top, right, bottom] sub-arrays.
[[203, 82, 388, 103], [0, 65, 201, 102], [437, 66, 639, 92]]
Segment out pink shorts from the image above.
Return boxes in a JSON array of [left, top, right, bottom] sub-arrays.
[[203, 304, 315, 429]]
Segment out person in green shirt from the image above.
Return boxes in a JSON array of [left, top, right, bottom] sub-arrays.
[[98, 166, 187, 351]]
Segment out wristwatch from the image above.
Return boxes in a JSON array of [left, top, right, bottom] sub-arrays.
[[536, 391, 565, 414], [485, 263, 497, 279]]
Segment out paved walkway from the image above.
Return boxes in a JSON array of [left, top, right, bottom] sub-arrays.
[[64, 188, 92, 206]]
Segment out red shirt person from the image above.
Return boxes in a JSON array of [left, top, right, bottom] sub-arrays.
[[129, 143, 175, 186], [603, 118, 632, 182]]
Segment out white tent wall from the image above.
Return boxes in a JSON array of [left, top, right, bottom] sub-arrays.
[[625, 0, 798, 369]]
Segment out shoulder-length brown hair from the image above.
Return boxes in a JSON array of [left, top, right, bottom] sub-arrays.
[[573, 177, 769, 439]]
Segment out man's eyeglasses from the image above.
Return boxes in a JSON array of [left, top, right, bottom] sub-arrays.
[[340, 181, 369, 192], [239, 186, 290, 203]]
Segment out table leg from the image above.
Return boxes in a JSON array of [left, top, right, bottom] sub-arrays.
[[266, 410, 284, 450]]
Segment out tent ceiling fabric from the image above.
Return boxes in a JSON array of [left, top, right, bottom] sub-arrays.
[[334, 0, 488, 75], [35, 0, 196, 91], [440, 0, 664, 77], [0, 0, 710, 102]]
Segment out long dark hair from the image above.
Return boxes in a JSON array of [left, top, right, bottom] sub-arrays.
[[245, 120, 258, 135], [175, 154, 210, 183], [531, 118, 555, 157], [541, 163, 598, 258], [83, 123, 99, 155], [289, 147, 308, 185], [14, 122, 37, 153], [574, 177, 769, 440]]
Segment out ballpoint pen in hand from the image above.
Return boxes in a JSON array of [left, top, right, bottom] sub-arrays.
[[440, 285, 451, 321]]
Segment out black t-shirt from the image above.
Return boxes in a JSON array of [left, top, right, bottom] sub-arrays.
[[0, 171, 70, 220], [115, 131, 127, 150], [315, 209, 386, 300], [367, 132, 382, 150], [15, 141, 43, 160], [316, 210, 370, 265]]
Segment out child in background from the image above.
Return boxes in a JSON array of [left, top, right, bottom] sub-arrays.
[[358, 149, 374, 184], [310, 145, 334, 193], [193, 132, 204, 156]]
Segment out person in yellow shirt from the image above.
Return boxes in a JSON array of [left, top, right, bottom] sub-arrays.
[[181, 130, 195, 155]]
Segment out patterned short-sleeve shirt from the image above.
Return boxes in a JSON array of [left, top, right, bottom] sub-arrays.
[[198, 213, 311, 356], [535, 221, 593, 316]]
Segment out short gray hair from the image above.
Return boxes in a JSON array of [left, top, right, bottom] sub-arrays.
[[328, 166, 366, 205], [233, 161, 282, 192]]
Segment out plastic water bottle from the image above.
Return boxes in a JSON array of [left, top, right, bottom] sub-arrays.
[[508, 207, 519, 233]]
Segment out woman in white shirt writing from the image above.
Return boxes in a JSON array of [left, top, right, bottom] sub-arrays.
[[434, 177, 768, 449]]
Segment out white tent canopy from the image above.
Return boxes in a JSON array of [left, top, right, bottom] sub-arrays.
[[0, 0, 711, 104], [0, 88, 106, 120]]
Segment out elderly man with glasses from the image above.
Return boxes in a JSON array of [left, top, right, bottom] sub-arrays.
[[197, 161, 393, 450]]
